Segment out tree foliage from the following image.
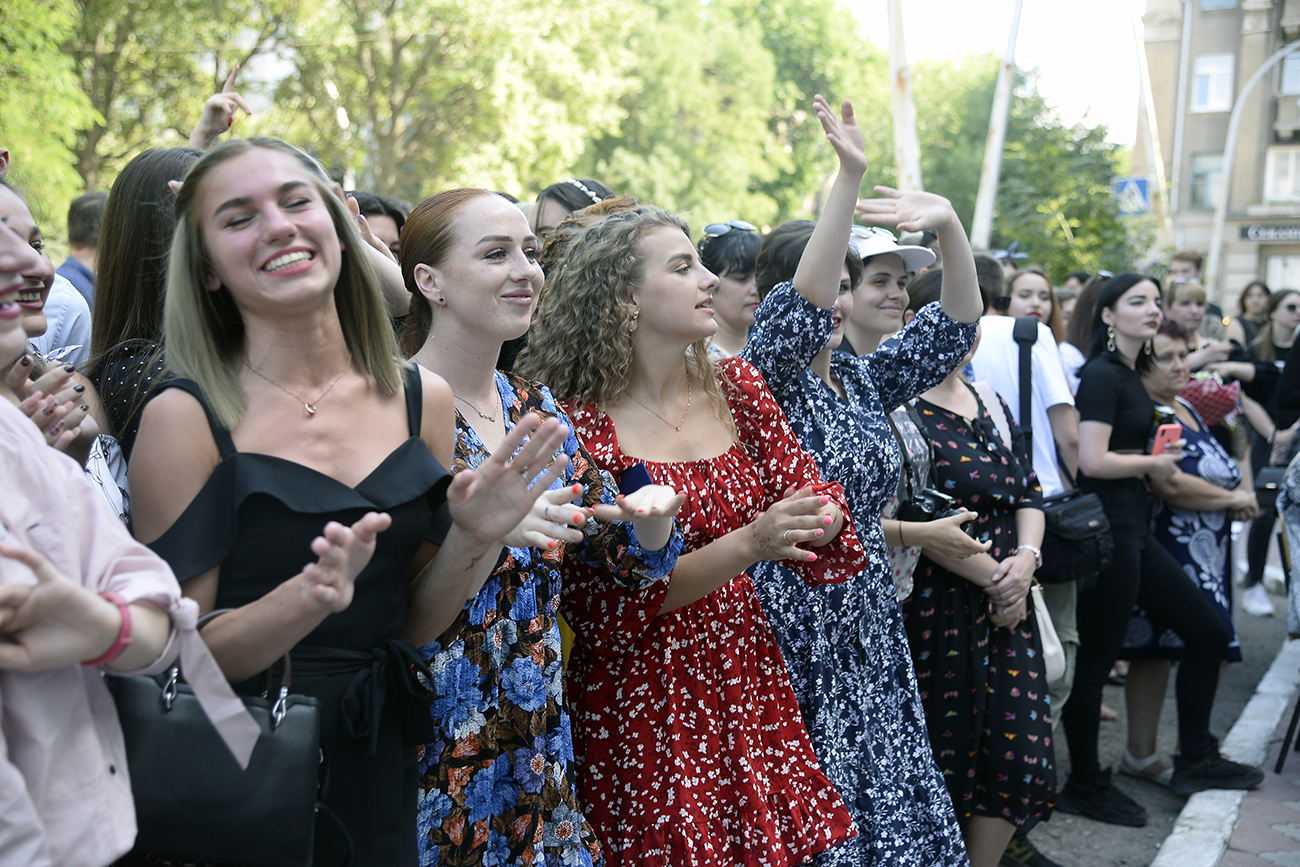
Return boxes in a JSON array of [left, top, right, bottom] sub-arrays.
[[1, 0, 100, 222]]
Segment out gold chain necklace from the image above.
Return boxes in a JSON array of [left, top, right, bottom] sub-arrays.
[[454, 393, 499, 423], [626, 380, 692, 431], [244, 353, 351, 416]]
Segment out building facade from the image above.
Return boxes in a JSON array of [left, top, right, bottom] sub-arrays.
[[1144, 0, 1300, 303]]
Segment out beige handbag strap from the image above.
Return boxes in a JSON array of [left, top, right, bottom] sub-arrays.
[[971, 380, 1013, 450]]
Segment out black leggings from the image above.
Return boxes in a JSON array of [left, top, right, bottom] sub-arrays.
[[1246, 431, 1278, 588], [1062, 482, 1232, 782]]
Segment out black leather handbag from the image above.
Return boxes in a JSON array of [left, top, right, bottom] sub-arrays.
[[1009, 317, 1114, 587], [107, 611, 326, 867]]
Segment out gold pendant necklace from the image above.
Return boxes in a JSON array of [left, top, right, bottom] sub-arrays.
[[626, 380, 692, 431], [244, 353, 351, 416], [454, 393, 499, 423]]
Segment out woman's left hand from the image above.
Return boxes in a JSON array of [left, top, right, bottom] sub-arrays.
[[856, 186, 961, 234], [502, 483, 591, 551], [985, 548, 1036, 608], [344, 193, 397, 263], [448, 413, 572, 545], [990, 597, 1028, 630], [591, 484, 686, 524]]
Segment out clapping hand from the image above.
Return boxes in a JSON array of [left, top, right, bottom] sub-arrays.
[[189, 64, 252, 150], [592, 484, 686, 552], [448, 414, 572, 545], [302, 511, 393, 612], [503, 483, 591, 551], [7, 355, 94, 452], [749, 486, 836, 563], [856, 186, 962, 235]]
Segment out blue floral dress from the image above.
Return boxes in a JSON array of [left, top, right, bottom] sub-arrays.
[[1122, 398, 1243, 662], [741, 283, 975, 867], [416, 373, 682, 867]]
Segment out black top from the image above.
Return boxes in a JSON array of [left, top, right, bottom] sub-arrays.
[[146, 363, 451, 867], [87, 339, 171, 461], [1075, 353, 1157, 453], [1227, 342, 1286, 411]]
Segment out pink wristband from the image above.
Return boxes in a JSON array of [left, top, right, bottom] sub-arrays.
[[82, 592, 133, 667]]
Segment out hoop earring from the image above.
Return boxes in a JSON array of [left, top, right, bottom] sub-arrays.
[[1106, 324, 1116, 352], [1144, 338, 1153, 355], [628, 309, 640, 334]]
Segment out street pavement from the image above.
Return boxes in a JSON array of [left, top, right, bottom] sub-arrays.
[[1021, 531, 1291, 867]]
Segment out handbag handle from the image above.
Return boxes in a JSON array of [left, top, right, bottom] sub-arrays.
[[162, 608, 294, 729]]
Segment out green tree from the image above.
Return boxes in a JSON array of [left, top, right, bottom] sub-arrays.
[[910, 54, 1138, 280], [69, 0, 288, 191], [266, 0, 635, 202], [1, 0, 101, 222]]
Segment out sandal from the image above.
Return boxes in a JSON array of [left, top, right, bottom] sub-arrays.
[[1119, 749, 1173, 787]]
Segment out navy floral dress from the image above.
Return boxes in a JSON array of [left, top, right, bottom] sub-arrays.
[[905, 389, 1056, 828], [1123, 398, 1243, 662], [741, 283, 975, 867], [416, 372, 683, 867]]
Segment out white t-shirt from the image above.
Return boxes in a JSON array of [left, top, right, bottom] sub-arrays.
[[1058, 341, 1087, 395], [970, 315, 1075, 497], [30, 274, 92, 368]]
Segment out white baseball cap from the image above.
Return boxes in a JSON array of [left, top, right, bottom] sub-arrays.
[[849, 225, 936, 271]]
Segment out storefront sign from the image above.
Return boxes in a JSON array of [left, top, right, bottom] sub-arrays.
[[1242, 224, 1300, 242]]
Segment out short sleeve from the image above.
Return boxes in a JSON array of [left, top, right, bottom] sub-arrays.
[[1074, 357, 1122, 426], [865, 301, 977, 410], [740, 281, 834, 396], [1030, 327, 1074, 413]]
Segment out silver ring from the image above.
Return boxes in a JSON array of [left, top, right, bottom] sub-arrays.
[[543, 504, 553, 522], [783, 529, 794, 544]]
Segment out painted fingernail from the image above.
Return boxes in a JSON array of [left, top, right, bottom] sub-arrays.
[[73, 383, 85, 393], [21, 391, 42, 407], [823, 515, 833, 525], [547, 540, 558, 549], [19, 355, 30, 367], [816, 529, 825, 537], [63, 363, 75, 373], [807, 552, 818, 562], [574, 513, 585, 523], [572, 484, 582, 493], [48, 421, 64, 436], [819, 495, 830, 505], [41, 402, 56, 417], [79, 405, 88, 412]]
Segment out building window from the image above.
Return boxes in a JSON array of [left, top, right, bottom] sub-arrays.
[[1266, 147, 1300, 202], [1200, 0, 1237, 8], [1190, 154, 1223, 208], [1192, 54, 1235, 112], [1267, 256, 1300, 289], [1283, 54, 1300, 96]]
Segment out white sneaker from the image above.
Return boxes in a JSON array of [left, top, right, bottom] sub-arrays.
[[1242, 583, 1275, 617], [1264, 568, 1287, 596]]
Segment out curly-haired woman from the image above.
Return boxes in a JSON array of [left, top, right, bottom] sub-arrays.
[[516, 206, 867, 866]]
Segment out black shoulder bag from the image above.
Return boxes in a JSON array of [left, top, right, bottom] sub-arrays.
[[1011, 317, 1114, 586]]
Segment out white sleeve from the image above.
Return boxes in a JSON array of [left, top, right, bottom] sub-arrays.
[[28, 276, 92, 369], [1031, 323, 1074, 411]]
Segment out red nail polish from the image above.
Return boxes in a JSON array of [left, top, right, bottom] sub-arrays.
[[572, 484, 582, 493], [547, 540, 557, 549], [574, 513, 584, 523]]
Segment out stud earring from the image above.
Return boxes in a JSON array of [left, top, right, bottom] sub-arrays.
[[1106, 324, 1116, 352], [628, 309, 640, 334], [1144, 338, 1153, 355]]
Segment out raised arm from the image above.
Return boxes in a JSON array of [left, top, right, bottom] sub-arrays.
[[856, 188, 982, 324], [791, 95, 867, 310]]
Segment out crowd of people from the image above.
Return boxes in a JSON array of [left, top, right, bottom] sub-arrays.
[[0, 81, 1293, 867]]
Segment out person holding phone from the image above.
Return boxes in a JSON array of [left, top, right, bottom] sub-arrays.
[[1060, 274, 1263, 829], [1116, 318, 1258, 788]]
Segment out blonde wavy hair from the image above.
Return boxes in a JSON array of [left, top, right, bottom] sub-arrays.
[[516, 207, 733, 429], [165, 137, 401, 429]]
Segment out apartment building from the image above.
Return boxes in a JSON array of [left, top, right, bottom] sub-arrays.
[[1144, 0, 1300, 302]]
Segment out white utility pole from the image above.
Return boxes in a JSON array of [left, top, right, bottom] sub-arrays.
[[970, 0, 1024, 249], [887, 0, 924, 192]]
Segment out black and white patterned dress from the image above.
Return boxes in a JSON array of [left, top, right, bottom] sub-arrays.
[[741, 282, 976, 867]]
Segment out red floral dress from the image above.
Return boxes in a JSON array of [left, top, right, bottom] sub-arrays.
[[560, 358, 866, 866]]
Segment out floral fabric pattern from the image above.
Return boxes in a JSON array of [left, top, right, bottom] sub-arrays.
[[416, 373, 682, 867], [904, 392, 1056, 828], [1123, 398, 1243, 662], [741, 283, 975, 867], [560, 357, 865, 867]]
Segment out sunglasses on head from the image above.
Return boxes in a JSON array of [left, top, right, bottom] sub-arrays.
[[850, 225, 898, 242], [702, 220, 757, 239]]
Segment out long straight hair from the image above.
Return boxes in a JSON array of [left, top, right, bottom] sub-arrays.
[[1251, 288, 1300, 362], [165, 137, 401, 429]]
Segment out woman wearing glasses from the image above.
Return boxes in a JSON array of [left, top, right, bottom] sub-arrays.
[[740, 96, 982, 867], [698, 220, 762, 358]]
